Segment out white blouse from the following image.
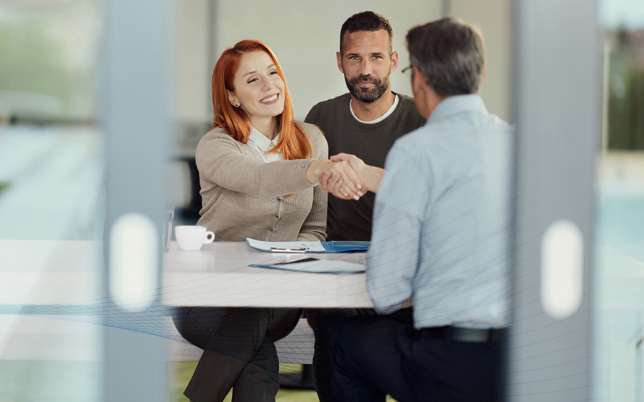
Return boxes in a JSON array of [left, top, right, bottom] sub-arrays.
[[247, 126, 282, 162]]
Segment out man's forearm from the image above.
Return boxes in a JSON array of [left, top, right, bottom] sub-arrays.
[[365, 166, 385, 193]]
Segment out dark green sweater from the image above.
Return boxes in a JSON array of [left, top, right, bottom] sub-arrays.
[[305, 92, 426, 241]]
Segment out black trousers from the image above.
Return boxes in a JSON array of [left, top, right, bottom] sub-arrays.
[[332, 315, 502, 402], [305, 308, 376, 402], [174, 307, 301, 402]]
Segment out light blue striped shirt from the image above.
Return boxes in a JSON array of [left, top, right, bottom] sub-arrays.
[[366, 94, 513, 329]]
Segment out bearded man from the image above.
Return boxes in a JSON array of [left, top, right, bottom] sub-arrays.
[[306, 11, 425, 242], [304, 11, 425, 402]]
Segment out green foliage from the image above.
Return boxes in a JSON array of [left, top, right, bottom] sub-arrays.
[[2, 25, 60, 89], [0, 21, 74, 104], [608, 68, 644, 150], [607, 27, 644, 151], [0, 4, 97, 120]]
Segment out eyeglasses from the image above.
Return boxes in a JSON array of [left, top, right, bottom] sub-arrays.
[[401, 65, 413, 79]]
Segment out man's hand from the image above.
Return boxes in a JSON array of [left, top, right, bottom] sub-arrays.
[[306, 159, 364, 200], [321, 153, 384, 198], [319, 170, 352, 200]]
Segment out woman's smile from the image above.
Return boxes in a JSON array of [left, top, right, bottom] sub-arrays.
[[259, 93, 279, 104], [230, 50, 286, 136]]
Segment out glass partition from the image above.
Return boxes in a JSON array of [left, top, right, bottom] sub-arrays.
[[595, 0, 644, 399], [0, 1, 103, 401]]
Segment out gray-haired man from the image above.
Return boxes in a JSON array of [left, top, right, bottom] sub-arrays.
[[331, 17, 512, 402]]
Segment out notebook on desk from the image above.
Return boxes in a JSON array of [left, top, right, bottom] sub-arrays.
[[246, 238, 369, 253]]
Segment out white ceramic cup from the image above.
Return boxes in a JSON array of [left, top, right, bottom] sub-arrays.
[[175, 225, 215, 251]]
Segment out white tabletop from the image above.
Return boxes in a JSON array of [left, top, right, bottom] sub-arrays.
[[0, 240, 372, 308], [0, 240, 103, 307], [163, 241, 372, 308]]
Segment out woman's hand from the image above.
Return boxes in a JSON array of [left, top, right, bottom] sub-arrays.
[[306, 159, 364, 200], [319, 153, 385, 199]]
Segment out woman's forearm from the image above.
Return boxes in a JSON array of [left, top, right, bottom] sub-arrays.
[[305, 159, 331, 184]]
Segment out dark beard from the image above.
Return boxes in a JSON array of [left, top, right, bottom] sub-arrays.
[[345, 73, 390, 103]]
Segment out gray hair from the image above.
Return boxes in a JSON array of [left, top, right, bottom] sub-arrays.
[[406, 17, 486, 97]]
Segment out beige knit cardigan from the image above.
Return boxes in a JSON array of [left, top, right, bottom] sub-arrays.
[[195, 122, 328, 242]]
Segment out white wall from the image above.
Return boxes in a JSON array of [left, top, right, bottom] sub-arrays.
[[175, 0, 210, 122], [451, 0, 513, 121], [212, 0, 441, 121], [175, 0, 512, 123]]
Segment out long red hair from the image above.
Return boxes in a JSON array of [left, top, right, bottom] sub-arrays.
[[211, 40, 313, 160]]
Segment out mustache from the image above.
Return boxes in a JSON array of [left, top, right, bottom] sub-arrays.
[[350, 74, 378, 84]]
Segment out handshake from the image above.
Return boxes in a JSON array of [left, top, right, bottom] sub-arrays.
[[305, 153, 384, 201]]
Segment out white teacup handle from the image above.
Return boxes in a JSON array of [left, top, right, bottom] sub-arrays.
[[204, 231, 215, 244]]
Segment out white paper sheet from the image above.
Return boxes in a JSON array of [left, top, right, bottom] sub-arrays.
[[246, 238, 327, 253]]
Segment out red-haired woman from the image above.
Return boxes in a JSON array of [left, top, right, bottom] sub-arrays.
[[174, 40, 363, 402]]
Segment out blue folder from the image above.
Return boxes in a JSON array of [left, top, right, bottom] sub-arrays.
[[246, 238, 369, 253]]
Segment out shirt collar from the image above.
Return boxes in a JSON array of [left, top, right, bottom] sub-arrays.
[[350, 94, 399, 124], [427, 94, 488, 124], [249, 126, 280, 152]]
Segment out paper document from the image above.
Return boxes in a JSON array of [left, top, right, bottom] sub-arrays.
[[246, 238, 369, 253], [250, 257, 366, 274], [247, 238, 326, 252]]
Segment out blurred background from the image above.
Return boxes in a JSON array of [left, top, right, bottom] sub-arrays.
[[0, 0, 643, 401]]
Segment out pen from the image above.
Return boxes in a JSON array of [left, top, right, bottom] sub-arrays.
[[270, 247, 308, 252]]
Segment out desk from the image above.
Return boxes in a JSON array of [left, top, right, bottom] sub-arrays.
[[162, 241, 371, 363], [0, 240, 372, 308], [163, 241, 372, 308], [0, 240, 103, 307], [1, 240, 372, 363]]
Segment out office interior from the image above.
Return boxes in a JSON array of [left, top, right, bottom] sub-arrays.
[[0, 0, 643, 401]]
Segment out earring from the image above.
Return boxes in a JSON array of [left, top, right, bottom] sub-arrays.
[[227, 91, 240, 108]]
